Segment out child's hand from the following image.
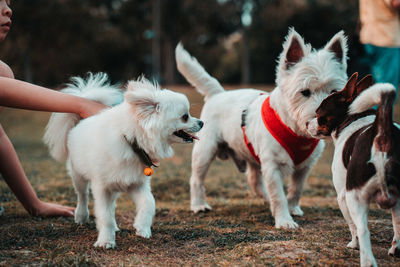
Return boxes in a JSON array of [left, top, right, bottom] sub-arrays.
[[78, 100, 109, 119], [30, 201, 75, 217]]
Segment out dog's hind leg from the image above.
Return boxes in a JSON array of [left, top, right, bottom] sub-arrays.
[[337, 190, 358, 249], [68, 162, 89, 224], [389, 201, 400, 257], [246, 163, 269, 202], [346, 191, 377, 267], [111, 193, 120, 232], [190, 138, 218, 213], [92, 182, 118, 249], [287, 166, 311, 217], [262, 164, 298, 229], [130, 180, 155, 239]]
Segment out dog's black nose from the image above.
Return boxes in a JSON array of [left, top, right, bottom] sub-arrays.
[[198, 120, 204, 129]]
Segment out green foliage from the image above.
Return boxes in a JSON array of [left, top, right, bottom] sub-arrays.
[[0, 0, 360, 86]]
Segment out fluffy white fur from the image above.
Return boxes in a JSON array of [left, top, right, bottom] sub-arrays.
[[175, 28, 348, 229], [349, 83, 396, 114], [44, 73, 203, 248]]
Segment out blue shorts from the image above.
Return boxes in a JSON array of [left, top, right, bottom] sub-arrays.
[[364, 44, 400, 91]]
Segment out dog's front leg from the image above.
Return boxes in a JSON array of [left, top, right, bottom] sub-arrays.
[[346, 191, 377, 267], [262, 165, 298, 229], [92, 182, 118, 249], [389, 201, 400, 257], [130, 181, 155, 238], [286, 166, 311, 217]]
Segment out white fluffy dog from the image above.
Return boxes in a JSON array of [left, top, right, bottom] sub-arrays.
[[44, 73, 203, 248], [175, 28, 348, 228]]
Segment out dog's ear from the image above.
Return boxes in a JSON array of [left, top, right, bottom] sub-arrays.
[[324, 30, 348, 69], [282, 28, 307, 69], [341, 72, 358, 103], [125, 90, 160, 119], [124, 77, 161, 118], [355, 74, 374, 95], [127, 76, 159, 92]]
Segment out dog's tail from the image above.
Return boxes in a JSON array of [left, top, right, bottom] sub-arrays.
[[373, 89, 396, 152], [175, 43, 224, 101], [43, 73, 123, 162], [349, 83, 396, 115]]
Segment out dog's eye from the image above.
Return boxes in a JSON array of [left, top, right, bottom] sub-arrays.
[[318, 116, 327, 125], [330, 89, 338, 94], [181, 114, 189, 122], [301, 89, 311, 97]]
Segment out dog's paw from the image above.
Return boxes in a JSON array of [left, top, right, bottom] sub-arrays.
[[74, 209, 89, 224], [135, 227, 152, 238], [275, 216, 299, 229], [388, 245, 400, 257], [289, 205, 304, 217], [191, 203, 212, 214], [346, 239, 358, 249], [94, 239, 116, 249]]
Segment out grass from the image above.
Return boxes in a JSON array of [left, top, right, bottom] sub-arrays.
[[0, 85, 399, 266]]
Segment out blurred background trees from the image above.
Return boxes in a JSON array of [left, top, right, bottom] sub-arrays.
[[0, 0, 362, 87]]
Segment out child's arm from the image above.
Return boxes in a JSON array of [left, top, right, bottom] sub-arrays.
[[0, 69, 107, 216], [0, 125, 74, 216], [0, 77, 108, 118]]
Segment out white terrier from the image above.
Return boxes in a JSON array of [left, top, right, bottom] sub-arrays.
[[44, 73, 203, 248], [175, 28, 348, 229], [307, 72, 399, 267]]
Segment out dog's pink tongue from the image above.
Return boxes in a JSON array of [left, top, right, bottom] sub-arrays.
[[192, 135, 199, 140]]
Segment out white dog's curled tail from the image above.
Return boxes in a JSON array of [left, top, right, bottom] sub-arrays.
[[349, 83, 397, 115], [175, 43, 224, 101], [43, 72, 123, 162]]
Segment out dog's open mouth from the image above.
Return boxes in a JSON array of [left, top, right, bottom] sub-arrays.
[[173, 130, 199, 143]]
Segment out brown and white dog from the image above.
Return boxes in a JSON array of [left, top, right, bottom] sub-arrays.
[[307, 72, 400, 267]]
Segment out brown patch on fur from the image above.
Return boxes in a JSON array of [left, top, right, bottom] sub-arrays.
[[374, 91, 396, 152], [345, 125, 377, 190], [345, 91, 398, 191], [314, 73, 375, 137], [342, 125, 370, 169], [314, 73, 359, 136]]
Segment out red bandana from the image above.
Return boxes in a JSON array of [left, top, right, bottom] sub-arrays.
[[242, 97, 320, 165]]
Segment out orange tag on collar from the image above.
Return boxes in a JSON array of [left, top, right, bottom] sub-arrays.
[[144, 167, 154, 176]]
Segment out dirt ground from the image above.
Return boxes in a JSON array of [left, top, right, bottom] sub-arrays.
[[1, 85, 399, 266]]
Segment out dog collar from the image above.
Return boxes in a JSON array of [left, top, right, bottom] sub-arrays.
[[123, 135, 159, 176], [261, 97, 319, 165]]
